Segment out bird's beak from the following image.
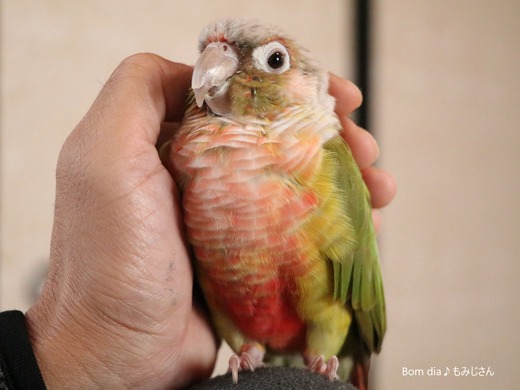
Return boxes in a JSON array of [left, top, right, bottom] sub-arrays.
[[192, 42, 239, 115]]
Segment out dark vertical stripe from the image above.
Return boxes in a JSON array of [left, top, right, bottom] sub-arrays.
[[354, 0, 371, 133]]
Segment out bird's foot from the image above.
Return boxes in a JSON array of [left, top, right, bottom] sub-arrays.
[[228, 343, 265, 384], [306, 355, 339, 381]]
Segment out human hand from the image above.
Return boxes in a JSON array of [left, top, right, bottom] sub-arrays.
[[329, 73, 397, 232], [26, 54, 218, 389]]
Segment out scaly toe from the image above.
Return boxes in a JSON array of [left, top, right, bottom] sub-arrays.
[[308, 355, 326, 374], [326, 356, 339, 381], [229, 354, 240, 384], [228, 350, 262, 384], [306, 355, 339, 381]]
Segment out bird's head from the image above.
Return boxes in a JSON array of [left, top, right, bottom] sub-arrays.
[[192, 18, 333, 117]]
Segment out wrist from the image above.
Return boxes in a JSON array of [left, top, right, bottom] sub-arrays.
[[25, 301, 123, 389]]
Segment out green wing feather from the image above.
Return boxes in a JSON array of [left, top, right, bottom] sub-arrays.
[[324, 135, 386, 353]]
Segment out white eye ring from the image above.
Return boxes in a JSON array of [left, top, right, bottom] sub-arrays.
[[252, 41, 291, 74]]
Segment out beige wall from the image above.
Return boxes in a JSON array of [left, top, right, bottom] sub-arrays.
[[372, 1, 520, 389], [1, 1, 519, 389]]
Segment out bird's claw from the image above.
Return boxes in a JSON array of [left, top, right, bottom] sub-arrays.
[[307, 355, 339, 381], [228, 343, 265, 384], [228, 352, 257, 384]]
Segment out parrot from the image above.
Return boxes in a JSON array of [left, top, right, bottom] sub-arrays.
[[168, 18, 385, 389]]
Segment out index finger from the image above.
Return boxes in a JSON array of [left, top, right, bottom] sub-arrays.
[[328, 73, 363, 116], [74, 54, 192, 148]]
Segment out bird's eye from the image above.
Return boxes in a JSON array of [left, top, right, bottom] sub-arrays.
[[252, 41, 291, 74], [268, 52, 284, 69]]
